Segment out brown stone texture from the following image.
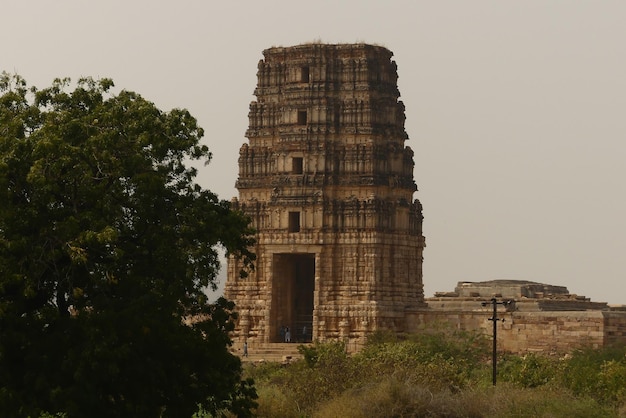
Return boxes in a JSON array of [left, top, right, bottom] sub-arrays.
[[412, 310, 608, 353], [225, 45, 626, 356], [225, 43, 426, 348], [421, 280, 626, 353]]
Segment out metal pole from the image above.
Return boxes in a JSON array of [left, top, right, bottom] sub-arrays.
[[491, 298, 497, 386], [482, 297, 511, 386]]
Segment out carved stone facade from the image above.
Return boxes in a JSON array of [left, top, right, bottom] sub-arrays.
[[225, 43, 426, 347]]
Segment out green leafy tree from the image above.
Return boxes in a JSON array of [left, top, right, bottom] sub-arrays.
[[0, 73, 256, 417]]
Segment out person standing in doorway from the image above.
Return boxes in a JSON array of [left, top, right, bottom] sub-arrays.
[[285, 327, 291, 343]]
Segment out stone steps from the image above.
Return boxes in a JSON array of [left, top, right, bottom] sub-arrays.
[[232, 342, 308, 363]]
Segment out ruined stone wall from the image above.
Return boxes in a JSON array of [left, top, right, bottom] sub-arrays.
[[420, 282, 626, 353], [407, 309, 623, 354]]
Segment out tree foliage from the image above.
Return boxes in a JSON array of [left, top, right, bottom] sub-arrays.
[[0, 73, 256, 417]]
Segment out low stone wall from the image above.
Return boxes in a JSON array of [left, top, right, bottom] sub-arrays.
[[604, 311, 626, 346], [498, 311, 605, 353], [406, 309, 626, 354]]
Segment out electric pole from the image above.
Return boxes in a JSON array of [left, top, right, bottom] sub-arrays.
[[481, 298, 512, 386]]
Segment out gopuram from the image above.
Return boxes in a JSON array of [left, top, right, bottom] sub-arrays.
[[225, 43, 426, 348]]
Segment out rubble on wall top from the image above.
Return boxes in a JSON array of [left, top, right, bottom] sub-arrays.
[[431, 279, 590, 301]]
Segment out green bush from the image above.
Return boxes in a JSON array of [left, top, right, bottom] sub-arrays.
[[499, 353, 560, 388], [243, 341, 356, 415], [243, 361, 284, 385], [559, 345, 626, 405], [245, 333, 626, 417], [355, 341, 469, 391], [357, 326, 490, 390]]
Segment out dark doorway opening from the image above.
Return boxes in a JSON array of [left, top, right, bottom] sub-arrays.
[[271, 253, 315, 343]]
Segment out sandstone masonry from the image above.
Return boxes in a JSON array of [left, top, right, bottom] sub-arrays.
[[225, 43, 626, 355], [225, 43, 425, 348], [420, 280, 626, 353]]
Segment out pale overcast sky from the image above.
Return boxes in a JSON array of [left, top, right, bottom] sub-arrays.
[[4, 1, 625, 304]]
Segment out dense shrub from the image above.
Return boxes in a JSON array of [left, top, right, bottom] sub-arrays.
[[244, 332, 626, 418], [356, 326, 490, 390], [558, 345, 626, 405], [355, 341, 468, 391], [499, 353, 561, 388]]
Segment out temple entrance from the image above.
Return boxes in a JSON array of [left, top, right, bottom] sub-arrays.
[[271, 253, 315, 343]]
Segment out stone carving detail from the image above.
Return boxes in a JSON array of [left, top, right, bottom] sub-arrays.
[[225, 44, 426, 348]]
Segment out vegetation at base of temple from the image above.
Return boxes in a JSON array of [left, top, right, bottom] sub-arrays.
[[0, 73, 256, 417], [244, 329, 626, 418]]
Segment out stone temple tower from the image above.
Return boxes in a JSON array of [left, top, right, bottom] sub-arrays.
[[225, 43, 425, 348]]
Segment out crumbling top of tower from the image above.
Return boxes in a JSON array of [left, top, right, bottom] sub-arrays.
[[262, 43, 394, 61]]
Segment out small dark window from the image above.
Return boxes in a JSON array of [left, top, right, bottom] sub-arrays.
[[292, 157, 303, 174], [301, 66, 310, 82], [288, 211, 301, 232], [297, 110, 307, 125]]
